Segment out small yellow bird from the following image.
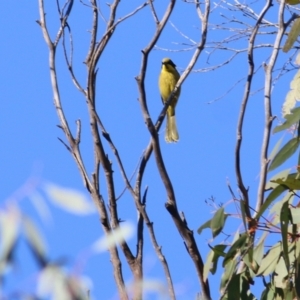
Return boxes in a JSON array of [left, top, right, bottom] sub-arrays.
[[158, 58, 181, 143]]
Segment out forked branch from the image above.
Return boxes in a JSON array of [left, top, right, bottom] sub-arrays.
[[136, 0, 211, 298]]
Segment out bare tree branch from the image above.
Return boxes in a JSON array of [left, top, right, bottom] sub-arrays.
[[38, 1, 132, 298], [38, 0, 91, 193], [234, 0, 273, 225], [86, 0, 98, 63], [136, 0, 211, 298], [255, 0, 288, 217]]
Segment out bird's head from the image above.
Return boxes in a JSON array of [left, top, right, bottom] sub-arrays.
[[162, 58, 176, 69]]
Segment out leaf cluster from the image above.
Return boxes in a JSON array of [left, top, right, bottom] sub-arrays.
[[197, 106, 300, 299]]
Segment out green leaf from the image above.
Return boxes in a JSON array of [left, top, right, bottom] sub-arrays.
[[240, 275, 256, 300], [244, 250, 258, 273], [261, 283, 275, 300], [296, 237, 300, 258], [220, 259, 236, 291], [92, 223, 134, 252], [0, 209, 20, 260], [283, 19, 300, 52], [203, 249, 214, 282], [273, 176, 300, 190], [265, 168, 291, 190], [282, 90, 297, 118], [232, 229, 241, 244], [290, 207, 300, 223], [253, 231, 268, 266], [268, 136, 284, 163], [209, 244, 227, 258], [273, 107, 300, 133], [211, 245, 227, 275], [223, 233, 248, 267], [205, 244, 227, 278], [37, 266, 69, 299], [23, 216, 47, 266], [256, 185, 288, 219], [274, 257, 288, 289], [257, 242, 281, 276], [298, 149, 300, 173], [210, 207, 226, 238], [280, 200, 290, 271], [197, 219, 211, 235], [227, 274, 240, 299], [269, 192, 294, 228], [268, 137, 300, 172], [295, 248, 300, 299], [44, 182, 95, 215], [286, 0, 300, 5], [288, 235, 297, 265], [283, 289, 293, 300], [37, 265, 89, 299], [240, 200, 247, 232], [274, 288, 284, 300], [28, 192, 52, 223], [257, 173, 298, 219], [129, 279, 168, 296]]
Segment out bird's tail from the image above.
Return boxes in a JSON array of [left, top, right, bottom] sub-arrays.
[[165, 115, 179, 143]]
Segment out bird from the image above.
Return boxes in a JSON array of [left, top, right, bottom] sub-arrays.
[[158, 58, 181, 143]]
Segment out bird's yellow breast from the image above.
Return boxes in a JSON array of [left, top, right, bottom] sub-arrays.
[[159, 65, 181, 103]]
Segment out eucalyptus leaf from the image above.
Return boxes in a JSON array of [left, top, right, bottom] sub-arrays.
[[253, 231, 268, 266], [44, 182, 95, 215], [209, 244, 227, 276], [265, 168, 291, 190], [261, 283, 275, 300], [197, 219, 211, 235], [274, 176, 300, 190], [295, 251, 300, 299], [210, 207, 226, 238], [274, 257, 288, 289], [257, 242, 281, 276], [291, 207, 300, 224], [240, 200, 247, 232], [283, 19, 300, 52], [280, 200, 290, 271], [273, 107, 300, 133], [220, 259, 235, 291], [268, 137, 300, 172], [0, 209, 20, 260], [256, 185, 287, 219], [227, 274, 240, 300], [203, 249, 214, 282], [23, 216, 47, 266], [268, 136, 284, 163], [282, 289, 293, 300], [223, 233, 248, 267]]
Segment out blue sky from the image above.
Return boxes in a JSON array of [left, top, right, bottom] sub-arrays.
[[0, 0, 296, 299]]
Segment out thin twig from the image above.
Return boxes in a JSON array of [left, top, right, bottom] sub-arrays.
[[148, 0, 159, 24], [62, 23, 86, 94]]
